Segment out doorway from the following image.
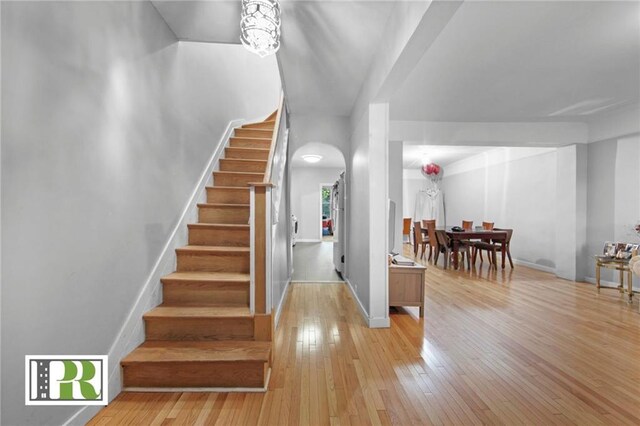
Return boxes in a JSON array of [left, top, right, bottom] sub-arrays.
[[321, 184, 334, 242]]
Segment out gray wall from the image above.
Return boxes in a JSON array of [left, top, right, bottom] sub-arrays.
[[388, 142, 403, 253], [586, 136, 640, 287], [1, 2, 280, 424], [440, 149, 558, 270]]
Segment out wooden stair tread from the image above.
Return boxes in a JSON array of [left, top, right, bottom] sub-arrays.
[[162, 271, 250, 283], [230, 137, 272, 141], [197, 203, 250, 208], [206, 186, 250, 191], [122, 341, 270, 364], [144, 305, 251, 318], [213, 171, 264, 176], [242, 120, 275, 127], [220, 158, 268, 162], [188, 223, 249, 229], [176, 245, 250, 254], [226, 147, 270, 152]]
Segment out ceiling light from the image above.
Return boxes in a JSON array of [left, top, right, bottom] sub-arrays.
[[240, 0, 281, 58], [302, 154, 322, 163]]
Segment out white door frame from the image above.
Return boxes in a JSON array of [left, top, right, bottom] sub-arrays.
[[319, 183, 334, 241]]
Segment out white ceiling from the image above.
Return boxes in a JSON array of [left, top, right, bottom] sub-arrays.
[[402, 144, 495, 169], [291, 142, 346, 169], [274, 1, 394, 115], [390, 1, 640, 122]]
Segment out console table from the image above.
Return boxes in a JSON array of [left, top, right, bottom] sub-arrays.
[[389, 263, 427, 317], [595, 256, 634, 303]]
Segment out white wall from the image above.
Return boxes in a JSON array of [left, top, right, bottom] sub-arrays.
[[439, 148, 558, 271], [388, 142, 403, 252], [586, 135, 640, 288], [0, 2, 280, 425], [290, 167, 344, 241]]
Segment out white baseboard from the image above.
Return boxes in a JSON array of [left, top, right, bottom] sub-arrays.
[[584, 276, 639, 292], [63, 119, 243, 426], [274, 278, 291, 327], [513, 258, 555, 274], [295, 239, 322, 243], [292, 280, 344, 283]]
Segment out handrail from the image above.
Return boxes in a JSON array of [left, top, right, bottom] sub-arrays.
[[263, 93, 284, 183]]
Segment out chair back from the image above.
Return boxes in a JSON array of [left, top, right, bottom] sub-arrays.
[[462, 220, 473, 230], [494, 228, 513, 244], [413, 221, 424, 244], [435, 229, 449, 248], [426, 221, 438, 248], [402, 218, 411, 236], [422, 219, 436, 229], [482, 221, 494, 230]]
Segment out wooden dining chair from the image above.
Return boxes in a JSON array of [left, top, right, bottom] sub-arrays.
[[462, 220, 473, 230], [434, 230, 471, 270], [473, 228, 514, 269], [413, 221, 429, 259], [425, 220, 438, 262], [421, 219, 436, 259], [482, 221, 494, 230], [402, 218, 412, 244], [473, 221, 495, 263]]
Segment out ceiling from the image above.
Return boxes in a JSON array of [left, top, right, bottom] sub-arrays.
[[277, 1, 394, 115], [402, 144, 495, 169], [291, 142, 346, 169], [390, 1, 640, 122], [151, 1, 241, 43]]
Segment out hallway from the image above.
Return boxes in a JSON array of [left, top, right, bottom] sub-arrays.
[[292, 242, 342, 282], [91, 266, 640, 425]]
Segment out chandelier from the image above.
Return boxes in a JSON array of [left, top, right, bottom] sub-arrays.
[[240, 0, 281, 58]]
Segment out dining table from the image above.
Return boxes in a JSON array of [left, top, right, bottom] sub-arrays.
[[423, 227, 508, 269]]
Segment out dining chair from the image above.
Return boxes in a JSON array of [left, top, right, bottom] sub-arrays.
[[482, 222, 494, 230], [462, 220, 473, 230], [402, 218, 412, 244], [421, 219, 436, 259], [435, 230, 472, 270], [413, 221, 429, 259], [425, 220, 438, 262], [473, 228, 514, 269], [473, 221, 495, 263]]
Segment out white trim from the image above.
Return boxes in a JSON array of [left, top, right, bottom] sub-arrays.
[[274, 279, 291, 327], [63, 119, 242, 426], [295, 238, 322, 243], [512, 258, 555, 274], [584, 277, 621, 288], [344, 278, 370, 325], [249, 186, 256, 315], [369, 317, 391, 328], [265, 187, 273, 315], [292, 280, 345, 284]]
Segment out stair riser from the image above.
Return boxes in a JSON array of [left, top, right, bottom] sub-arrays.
[[177, 252, 250, 273], [219, 159, 268, 173], [123, 361, 267, 388], [225, 148, 269, 160], [234, 128, 272, 139], [144, 317, 254, 341], [206, 188, 250, 204], [229, 138, 272, 149], [242, 121, 275, 130], [198, 206, 249, 224], [163, 282, 250, 307], [214, 173, 264, 187], [189, 227, 249, 246]]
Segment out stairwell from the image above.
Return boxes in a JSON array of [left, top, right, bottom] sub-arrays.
[[120, 109, 280, 390]]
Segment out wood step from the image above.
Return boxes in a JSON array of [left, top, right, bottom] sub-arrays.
[[176, 245, 250, 273], [225, 147, 270, 160], [213, 171, 264, 187], [161, 272, 250, 307], [122, 341, 270, 388], [242, 120, 275, 130], [188, 223, 249, 247], [206, 187, 250, 204], [234, 128, 273, 139], [220, 158, 268, 173], [198, 203, 249, 224], [143, 306, 254, 341], [229, 137, 272, 149], [264, 110, 277, 122]]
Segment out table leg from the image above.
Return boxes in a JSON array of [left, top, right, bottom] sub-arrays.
[[452, 240, 459, 270], [501, 240, 506, 269], [619, 269, 625, 294], [596, 263, 600, 291], [419, 306, 424, 317], [628, 269, 633, 304]]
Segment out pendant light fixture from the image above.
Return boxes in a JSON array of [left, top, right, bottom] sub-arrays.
[[240, 0, 281, 58]]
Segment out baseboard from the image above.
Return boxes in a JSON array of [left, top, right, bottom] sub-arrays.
[[369, 317, 391, 328], [63, 119, 243, 426], [584, 276, 639, 292], [295, 238, 322, 243], [292, 280, 345, 283], [344, 278, 371, 326], [513, 258, 555, 274], [274, 278, 291, 327]]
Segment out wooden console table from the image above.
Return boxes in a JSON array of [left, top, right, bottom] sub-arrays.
[[595, 256, 634, 303], [389, 263, 427, 317]]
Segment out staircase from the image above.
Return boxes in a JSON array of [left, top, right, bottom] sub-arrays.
[[121, 110, 280, 390]]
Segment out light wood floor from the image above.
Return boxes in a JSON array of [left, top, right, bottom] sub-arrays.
[[89, 246, 640, 425]]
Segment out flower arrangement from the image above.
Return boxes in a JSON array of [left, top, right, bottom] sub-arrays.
[[635, 222, 640, 236]]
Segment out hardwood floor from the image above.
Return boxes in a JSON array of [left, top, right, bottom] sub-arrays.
[[89, 245, 640, 425]]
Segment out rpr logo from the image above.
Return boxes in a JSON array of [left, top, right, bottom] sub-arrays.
[[25, 356, 108, 406]]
